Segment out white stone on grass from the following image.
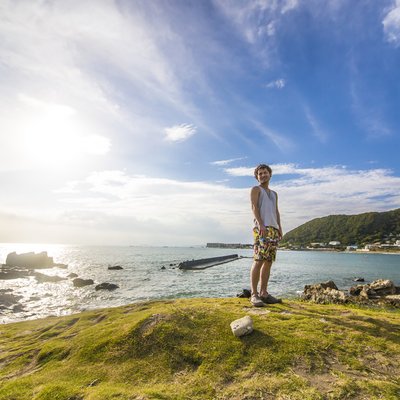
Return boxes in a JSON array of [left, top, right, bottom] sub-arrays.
[[230, 315, 253, 337]]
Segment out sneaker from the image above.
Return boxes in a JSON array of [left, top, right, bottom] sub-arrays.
[[250, 294, 265, 307], [260, 294, 282, 304]]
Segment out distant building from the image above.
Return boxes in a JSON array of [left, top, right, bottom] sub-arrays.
[[328, 241, 341, 246]]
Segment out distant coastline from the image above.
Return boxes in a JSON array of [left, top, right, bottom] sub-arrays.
[[206, 242, 400, 254], [206, 242, 252, 249]]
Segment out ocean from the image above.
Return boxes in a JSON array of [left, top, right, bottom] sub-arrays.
[[1, 243, 399, 324]]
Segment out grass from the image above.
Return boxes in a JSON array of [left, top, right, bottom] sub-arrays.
[[0, 298, 399, 399]]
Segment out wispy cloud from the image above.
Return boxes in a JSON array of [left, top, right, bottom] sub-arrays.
[[225, 163, 301, 177], [0, 0, 217, 171], [266, 79, 286, 89], [350, 82, 392, 139], [210, 157, 247, 166], [214, 0, 300, 43], [164, 124, 197, 142], [304, 106, 328, 143], [252, 120, 295, 152], [213, 0, 300, 66], [382, 0, 400, 46]]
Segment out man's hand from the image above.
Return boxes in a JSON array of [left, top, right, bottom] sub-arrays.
[[278, 229, 283, 241], [258, 223, 266, 235]]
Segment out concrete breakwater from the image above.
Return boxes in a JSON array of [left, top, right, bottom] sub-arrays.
[[178, 254, 239, 270]]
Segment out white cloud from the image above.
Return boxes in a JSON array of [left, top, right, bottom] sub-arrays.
[[225, 164, 400, 232], [266, 79, 286, 89], [1, 165, 400, 245], [225, 167, 254, 176], [383, 0, 400, 46], [213, 0, 300, 64], [225, 163, 298, 177], [164, 124, 197, 142], [210, 157, 247, 166], [281, 0, 299, 14]]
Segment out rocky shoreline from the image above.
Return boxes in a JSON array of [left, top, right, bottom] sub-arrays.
[[0, 251, 121, 317], [302, 279, 400, 307]]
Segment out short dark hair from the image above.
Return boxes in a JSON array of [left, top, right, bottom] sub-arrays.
[[254, 164, 272, 179]]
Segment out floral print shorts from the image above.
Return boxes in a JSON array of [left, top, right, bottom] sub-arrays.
[[253, 226, 280, 262]]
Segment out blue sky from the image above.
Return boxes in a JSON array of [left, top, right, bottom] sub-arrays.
[[1, 0, 400, 245]]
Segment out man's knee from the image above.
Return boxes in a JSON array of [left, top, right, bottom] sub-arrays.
[[261, 260, 272, 269], [252, 260, 264, 270]]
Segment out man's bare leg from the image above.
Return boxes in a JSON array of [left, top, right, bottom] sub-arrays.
[[250, 260, 263, 295], [259, 260, 272, 297]]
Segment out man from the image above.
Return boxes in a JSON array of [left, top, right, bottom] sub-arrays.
[[250, 164, 283, 307]]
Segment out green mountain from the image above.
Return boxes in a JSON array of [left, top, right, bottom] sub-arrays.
[[282, 208, 400, 246]]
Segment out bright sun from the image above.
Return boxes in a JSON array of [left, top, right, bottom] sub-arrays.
[[21, 96, 110, 169]]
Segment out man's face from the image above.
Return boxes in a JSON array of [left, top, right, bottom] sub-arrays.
[[257, 168, 271, 184]]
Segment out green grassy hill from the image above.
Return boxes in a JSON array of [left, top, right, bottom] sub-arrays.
[[282, 208, 400, 246], [1, 298, 399, 399]]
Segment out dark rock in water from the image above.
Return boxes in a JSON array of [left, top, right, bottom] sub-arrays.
[[73, 278, 94, 287], [353, 277, 365, 282], [108, 266, 123, 270], [302, 281, 347, 304], [0, 293, 23, 307], [67, 273, 79, 278], [161, 266, 166, 270], [34, 272, 67, 283], [237, 289, 251, 298], [0, 268, 30, 280], [12, 304, 25, 313], [0, 289, 13, 294], [5, 251, 54, 269], [54, 263, 68, 269], [29, 296, 41, 301], [95, 283, 119, 291]]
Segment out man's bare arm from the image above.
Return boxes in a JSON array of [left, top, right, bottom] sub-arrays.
[[275, 191, 283, 239], [250, 186, 265, 233]]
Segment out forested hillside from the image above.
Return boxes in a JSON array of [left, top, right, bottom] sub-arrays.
[[282, 208, 400, 246]]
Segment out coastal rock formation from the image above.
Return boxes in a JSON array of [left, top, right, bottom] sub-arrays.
[[5, 251, 54, 269], [108, 266, 123, 270], [230, 315, 253, 337], [95, 283, 119, 291], [73, 278, 94, 287], [349, 279, 398, 300], [67, 273, 78, 278], [303, 279, 400, 306], [302, 281, 347, 304]]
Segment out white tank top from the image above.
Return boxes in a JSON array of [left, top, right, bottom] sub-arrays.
[[255, 186, 279, 229]]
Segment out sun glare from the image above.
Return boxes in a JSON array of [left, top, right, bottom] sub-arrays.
[[20, 97, 110, 168]]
